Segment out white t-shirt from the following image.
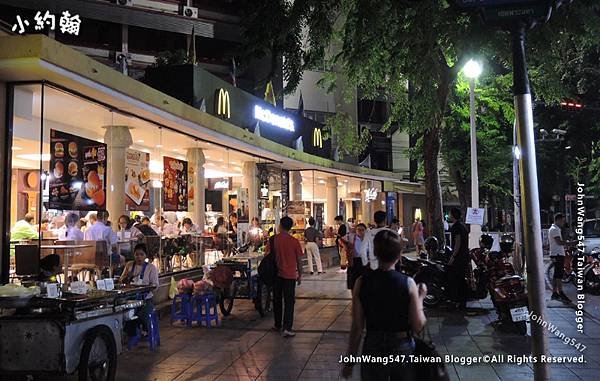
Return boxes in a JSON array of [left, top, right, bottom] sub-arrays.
[[548, 223, 565, 256]]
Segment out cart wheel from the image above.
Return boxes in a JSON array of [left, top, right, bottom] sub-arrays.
[[78, 326, 117, 381], [219, 283, 237, 316], [255, 280, 272, 317]]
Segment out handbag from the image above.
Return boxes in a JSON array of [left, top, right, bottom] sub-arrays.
[[413, 325, 450, 381], [258, 236, 278, 287]]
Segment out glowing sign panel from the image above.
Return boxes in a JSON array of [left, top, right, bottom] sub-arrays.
[[254, 105, 295, 132]]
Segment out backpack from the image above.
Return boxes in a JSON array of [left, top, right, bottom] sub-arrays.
[[258, 236, 278, 287]]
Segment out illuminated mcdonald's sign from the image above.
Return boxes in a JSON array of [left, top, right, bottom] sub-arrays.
[[215, 88, 231, 119], [312, 128, 323, 148]]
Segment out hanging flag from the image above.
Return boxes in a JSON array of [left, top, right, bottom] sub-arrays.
[[297, 91, 304, 115], [187, 26, 196, 65], [264, 80, 276, 106], [229, 57, 237, 87]]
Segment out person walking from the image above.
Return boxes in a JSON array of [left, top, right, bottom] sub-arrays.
[[448, 208, 469, 310], [304, 217, 324, 275], [335, 215, 349, 272], [412, 217, 425, 254], [342, 230, 427, 380], [358, 211, 392, 271], [269, 216, 303, 337], [549, 213, 572, 302], [342, 223, 367, 290]]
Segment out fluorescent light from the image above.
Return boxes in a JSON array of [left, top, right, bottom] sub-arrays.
[[204, 168, 244, 178], [156, 144, 163, 148], [136, 139, 144, 143], [12, 146, 23, 151], [149, 160, 163, 174], [173, 149, 179, 152], [17, 153, 51, 161]]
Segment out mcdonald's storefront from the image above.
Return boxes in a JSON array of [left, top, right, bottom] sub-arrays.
[[0, 35, 425, 283]]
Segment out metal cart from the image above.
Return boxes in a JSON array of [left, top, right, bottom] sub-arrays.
[[214, 254, 272, 317], [0, 284, 154, 381]]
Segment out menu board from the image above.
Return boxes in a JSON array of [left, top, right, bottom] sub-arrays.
[[49, 129, 107, 211], [163, 156, 188, 211], [125, 149, 151, 210]]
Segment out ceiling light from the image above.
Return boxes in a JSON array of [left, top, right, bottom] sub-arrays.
[[173, 149, 179, 152], [205, 155, 211, 159], [156, 144, 163, 148], [136, 139, 144, 143], [12, 146, 22, 151], [17, 153, 51, 161]]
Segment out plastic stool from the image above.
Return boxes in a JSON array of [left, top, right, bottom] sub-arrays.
[[193, 292, 219, 328], [170, 293, 193, 326], [127, 310, 160, 351], [147, 310, 161, 351]]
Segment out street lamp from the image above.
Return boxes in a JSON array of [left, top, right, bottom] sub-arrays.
[[463, 59, 482, 249]]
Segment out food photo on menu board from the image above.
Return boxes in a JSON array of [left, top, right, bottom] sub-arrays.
[[125, 149, 151, 210], [49, 129, 107, 210], [163, 156, 188, 211]]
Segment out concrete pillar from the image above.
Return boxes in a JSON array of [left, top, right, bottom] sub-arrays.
[[361, 180, 373, 225], [290, 171, 302, 201], [242, 161, 258, 220], [103, 125, 133, 220], [326, 177, 338, 226], [0, 81, 8, 283], [186, 148, 205, 232]]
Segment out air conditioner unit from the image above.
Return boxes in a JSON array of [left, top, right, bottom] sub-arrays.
[[182, 6, 198, 18], [116, 0, 134, 6]]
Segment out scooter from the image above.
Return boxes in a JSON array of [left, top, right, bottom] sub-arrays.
[[582, 248, 600, 295], [411, 237, 456, 307], [485, 235, 529, 335]]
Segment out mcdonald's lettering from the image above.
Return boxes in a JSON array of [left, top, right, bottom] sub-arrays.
[[215, 88, 231, 119], [313, 128, 323, 148]]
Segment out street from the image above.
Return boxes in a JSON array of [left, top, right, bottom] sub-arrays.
[[106, 262, 600, 381]]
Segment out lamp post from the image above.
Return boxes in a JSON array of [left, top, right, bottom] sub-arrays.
[[463, 59, 482, 249]]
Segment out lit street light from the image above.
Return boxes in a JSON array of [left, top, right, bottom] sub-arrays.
[[464, 59, 482, 249]]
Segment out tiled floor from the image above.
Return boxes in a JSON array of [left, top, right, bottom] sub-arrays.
[[109, 265, 600, 381]]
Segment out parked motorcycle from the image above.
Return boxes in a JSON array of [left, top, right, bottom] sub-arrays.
[[582, 248, 600, 295], [412, 237, 454, 307], [485, 235, 529, 335]]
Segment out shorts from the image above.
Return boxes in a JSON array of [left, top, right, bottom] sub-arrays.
[[552, 256, 565, 279]]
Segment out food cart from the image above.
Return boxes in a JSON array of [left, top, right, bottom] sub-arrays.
[[0, 284, 154, 381], [214, 253, 271, 317]]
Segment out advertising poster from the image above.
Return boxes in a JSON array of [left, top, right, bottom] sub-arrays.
[[257, 163, 270, 199], [287, 201, 307, 229], [125, 149, 150, 210], [237, 187, 249, 223], [49, 129, 107, 211], [163, 156, 188, 211]]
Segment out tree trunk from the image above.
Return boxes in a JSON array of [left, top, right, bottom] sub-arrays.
[[450, 169, 470, 221], [423, 126, 445, 246]]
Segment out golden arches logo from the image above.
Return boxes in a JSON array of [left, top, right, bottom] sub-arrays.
[[216, 88, 230, 119], [313, 128, 323, 148]]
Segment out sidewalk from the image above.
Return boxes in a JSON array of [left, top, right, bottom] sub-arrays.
[[111, 265, 600, 381]]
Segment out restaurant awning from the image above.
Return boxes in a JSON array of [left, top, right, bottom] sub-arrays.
[[0, 34, 424, 193]]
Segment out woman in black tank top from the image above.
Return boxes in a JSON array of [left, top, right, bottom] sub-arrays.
[[342, 230, 428, 381]]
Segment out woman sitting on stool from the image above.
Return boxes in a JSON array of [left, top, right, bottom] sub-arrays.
[[118, 243, 159, 337]]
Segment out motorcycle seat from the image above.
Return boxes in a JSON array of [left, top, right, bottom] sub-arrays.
[[495, 275, 523, 285]]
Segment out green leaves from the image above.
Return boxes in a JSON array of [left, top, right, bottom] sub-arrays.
[[323, 112, 371, 159]]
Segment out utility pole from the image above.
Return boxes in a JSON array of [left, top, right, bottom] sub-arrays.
[[512, 25, 549, 381], [513, 121, 524, 274]]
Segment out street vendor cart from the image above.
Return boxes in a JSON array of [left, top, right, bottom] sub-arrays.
[[214, 253, 272, 317], [0, 284, 155, 381]]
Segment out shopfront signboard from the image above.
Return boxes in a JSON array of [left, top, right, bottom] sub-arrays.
[[125, 149, 150, 211], [254, 104, 295, 132], [49, 129, 107, 211], [163, 156, 188, 211]]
